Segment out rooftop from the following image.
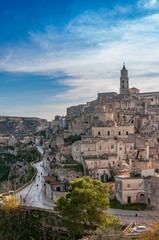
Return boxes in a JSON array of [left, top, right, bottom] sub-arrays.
[[43, 176, 56, 182]]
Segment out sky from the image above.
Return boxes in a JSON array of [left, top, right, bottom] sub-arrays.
[[1, 0, 159, 120]]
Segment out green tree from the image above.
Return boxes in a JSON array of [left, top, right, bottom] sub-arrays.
[[88, 226, 128, 240], [54, 177, 122, 236]]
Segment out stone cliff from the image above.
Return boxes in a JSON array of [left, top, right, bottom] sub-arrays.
[[0, 116, 48, 136]]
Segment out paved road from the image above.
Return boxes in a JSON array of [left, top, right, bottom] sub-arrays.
[[107, 208, 159, 225], [36, 145, 44, 155], [16, 146, 53, 209]]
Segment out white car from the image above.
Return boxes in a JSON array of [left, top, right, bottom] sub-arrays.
[[132, 226, 146, 233]]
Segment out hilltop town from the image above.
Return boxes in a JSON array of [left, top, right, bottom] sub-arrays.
[[44, 63, 159, 208], [1, 64, 159, 211]]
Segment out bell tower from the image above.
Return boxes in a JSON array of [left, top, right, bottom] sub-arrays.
[[120, 63, 129, 94]]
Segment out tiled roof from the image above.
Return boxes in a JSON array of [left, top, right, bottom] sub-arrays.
[[43, 176, 56, 182]]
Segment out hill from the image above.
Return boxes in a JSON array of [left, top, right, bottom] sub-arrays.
[[0, 116, 48, 137]]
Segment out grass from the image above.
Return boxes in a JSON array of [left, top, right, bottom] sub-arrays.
[[63, 164, 83, 172], [110, 199, 147, 210]]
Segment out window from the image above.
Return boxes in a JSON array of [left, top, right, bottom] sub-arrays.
[[122, 85, 124, 88], [127, 184, 130, 188], [113, 161, 114, 164], [107, 130, 110, 136], [122, 80, 124, 83], [99, 146, 102, 150], [126, 131, 128, 135], [98, 131, 101, 136], [88, 148, 90, 151], [111, 145, 114, 149], [130, 146, 132, 150], [76, 148, 79, 151], [120, 147, 122, 150], [118, 131, 121, 135]]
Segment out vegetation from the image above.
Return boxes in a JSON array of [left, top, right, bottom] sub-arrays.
[[110, 199, 147, 210], [136, 221, 159, 240], [2, 195, 19, 212], [0, 152, 16, 184], [0, 180, 12, 194], [25, 164, 36, 183], [0, 207, 70, 240], [88, 226, 128, 240], [14, 142, 22, 148], [64, 135, 81, 144], [139, 223, 159, 240], [54, 177, 122, 238], [0, 165, 10, 183], [51, 174, 61, 182], [53, 163, 61, 169], [37, 130, 46, 137], [63, 164, 83, 172], [0, 147, 40, 191], [17, 147, 41, 163], [6, 145, 15, 151]]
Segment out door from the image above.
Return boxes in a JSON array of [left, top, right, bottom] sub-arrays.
[[127, 196, 131, 204], [140, 194, 144, 203]]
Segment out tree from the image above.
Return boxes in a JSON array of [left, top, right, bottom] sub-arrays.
[[2, 194, 19, 212], [88, 226, 128, 240], [139, 223, 159, 240], [54, 177, 122, 236]]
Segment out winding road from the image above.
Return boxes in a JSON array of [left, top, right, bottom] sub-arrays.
[[16, 146, 53, 209]]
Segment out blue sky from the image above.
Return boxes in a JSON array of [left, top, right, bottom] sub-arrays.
[[1, 0, 159, 120]]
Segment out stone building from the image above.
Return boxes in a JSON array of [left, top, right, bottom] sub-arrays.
[[115, 172, 159, 210], [67, 103, 90, 118], [144, 176, 159, 209], [115, 175, 145, 204], [83, 153, 118, 181], [72, 138, 134, 164], [42, 176, 66, 201], [92, 125, 134, 138]]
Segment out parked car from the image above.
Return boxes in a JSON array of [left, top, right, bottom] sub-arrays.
[[132, 226, 146, 233]]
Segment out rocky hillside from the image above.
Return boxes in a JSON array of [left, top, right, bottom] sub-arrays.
[[0, 146, 41, 192], [0, 116, 48, 136]]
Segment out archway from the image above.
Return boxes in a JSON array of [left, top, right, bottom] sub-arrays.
[[136, 192, 145, 203], [56, 187, 61, 191]]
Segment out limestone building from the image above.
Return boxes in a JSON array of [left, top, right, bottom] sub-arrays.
[[115, 175, 144, 204], [92, 125, 134, 138]]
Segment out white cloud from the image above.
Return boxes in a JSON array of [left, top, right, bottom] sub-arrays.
[[1, 11, 159, 119], [138, 0, 159, 9]]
